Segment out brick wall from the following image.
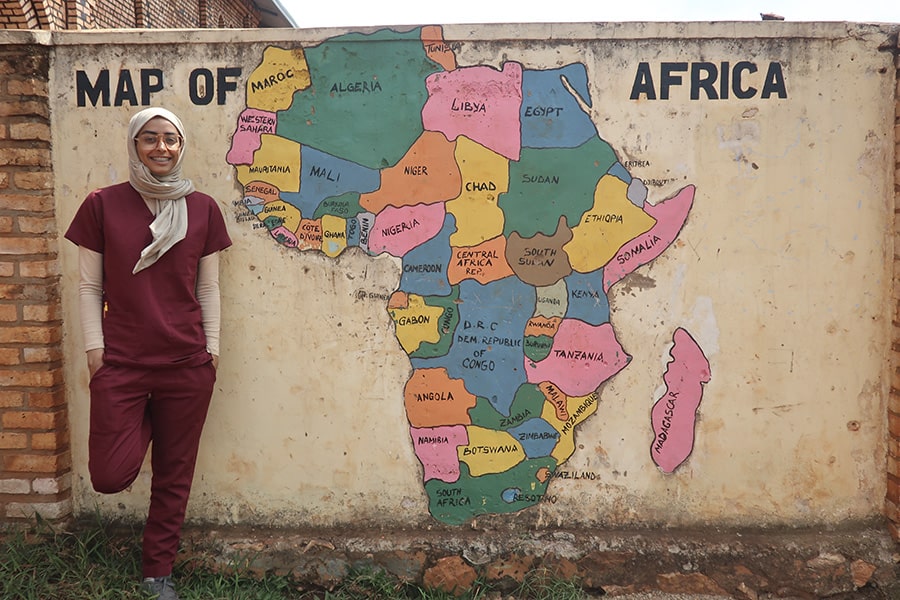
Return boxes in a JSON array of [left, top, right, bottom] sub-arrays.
[[889, 44, 900, 542], [0, 0, 262, 30], [0, 42, 71, 525]]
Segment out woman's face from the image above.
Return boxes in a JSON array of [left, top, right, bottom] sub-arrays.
[[134, 116, 182, 177]]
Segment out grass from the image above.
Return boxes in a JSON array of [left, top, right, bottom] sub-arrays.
[[0, 516, 586, 600]]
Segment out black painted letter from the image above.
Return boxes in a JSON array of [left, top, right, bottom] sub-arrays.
[[629, 62, 656, 100], [189, 68, 214, 105], [76, 69, 110, 107], [660, 62, 688, 100]]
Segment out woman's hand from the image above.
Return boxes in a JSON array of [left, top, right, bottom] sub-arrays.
[[211, 354, 219, 370], [86, 348, 104, 377]]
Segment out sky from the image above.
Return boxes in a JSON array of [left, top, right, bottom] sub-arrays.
[[276, 0, 899, 29]]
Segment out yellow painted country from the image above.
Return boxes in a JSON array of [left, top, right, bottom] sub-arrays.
[[447, 136, 508, 247], [321, 214, 348, 258], [542, 391, 599, 463], [247, 46, 311, 112], [388, 294, 444, 353], [256, 200, 301, 233], [564, 175, 656, 272], [457, 425, 525, 476], [235, 134, 301, 193]]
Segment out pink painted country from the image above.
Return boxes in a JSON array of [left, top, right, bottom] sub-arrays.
[[368, 203, 447, 257], [226, 108, 278, 165], [650, 327, 711, 473], [410, 425, 469, 483], [421, 63, 523, 161], [525, 319, 630, 397], [603, 184, 695, 292]]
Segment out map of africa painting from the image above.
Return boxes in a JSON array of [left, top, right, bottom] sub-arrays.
[[226, 25, 711, 525]]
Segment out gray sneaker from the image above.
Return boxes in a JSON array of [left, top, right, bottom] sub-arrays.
[[141, 575, 180, 600]]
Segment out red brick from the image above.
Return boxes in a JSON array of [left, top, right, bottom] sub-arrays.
[[888, 474, 900, 504], [889, 455, 900, 479], [1, 409, 64, 431], [0, 390, 24, 408], [891, 436, 900, 461], [892, 371, 900, 399], [890, 411, 900, 438], [22, 303, 60, 322], [22, 346, 61, 364], [0, 284, 56, 302], [12, 170, 52, 189], [0, 325, 60, 344], [3, 451, 70, 474], [28, 389, 65, 408], [7, 121, 49, 144], [0, 192, 54, 212], [0, 236, 53, 255], [0, 217, 13, 233], [0, 59, 17, 75], [0, 304, 18, 322], [0, 367, 62, 387], [17, 216, 57, 234], [886, 497, 900, 523], [19, 259, 59, 278], [31, 429, 68, 451], [890, 387, 900, 415], [6, 79, 48, 97], [0, 432, 27, 449], [0, 148, 51, 167], [0, 347, 21, 365], [0, 100, 50, 118]]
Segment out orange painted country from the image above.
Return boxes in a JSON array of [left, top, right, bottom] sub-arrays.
[[295, 218, 322, 251], [359, 131, 461, 214], [243, 180, 280, 203], [388, 290, 409, 310], [539, 381, 569, 422], [404, 368, 477, 428], [447, 235, 515, 285], [525, 316, 562, 337], [421, 26, 457, 71]]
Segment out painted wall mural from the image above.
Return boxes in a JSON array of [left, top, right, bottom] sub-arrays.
[[226, 25, 711, 525]]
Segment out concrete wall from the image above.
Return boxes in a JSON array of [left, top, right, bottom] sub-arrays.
[[2, 21, 898, 534]]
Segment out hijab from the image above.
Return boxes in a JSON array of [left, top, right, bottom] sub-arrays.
[[127, 107, 195, 274]]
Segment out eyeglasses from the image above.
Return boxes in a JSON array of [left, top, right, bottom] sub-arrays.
[[134, 133, 183, 149]]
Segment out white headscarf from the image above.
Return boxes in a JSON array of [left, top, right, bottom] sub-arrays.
[[127, 107, 195, 274]]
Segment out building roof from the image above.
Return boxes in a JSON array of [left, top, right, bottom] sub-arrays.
[[255, 0, 298, 27]]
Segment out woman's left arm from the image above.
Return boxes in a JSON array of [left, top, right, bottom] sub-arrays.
[[196, 252, 221, 369]]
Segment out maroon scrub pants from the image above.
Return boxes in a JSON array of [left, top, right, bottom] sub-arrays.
[[88, 361, 216, 578]]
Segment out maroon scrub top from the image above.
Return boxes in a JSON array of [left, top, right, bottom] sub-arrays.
[[65, 182, 232, 369]]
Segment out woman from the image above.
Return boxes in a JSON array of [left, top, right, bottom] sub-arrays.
[[65, 107, 232, 600]]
